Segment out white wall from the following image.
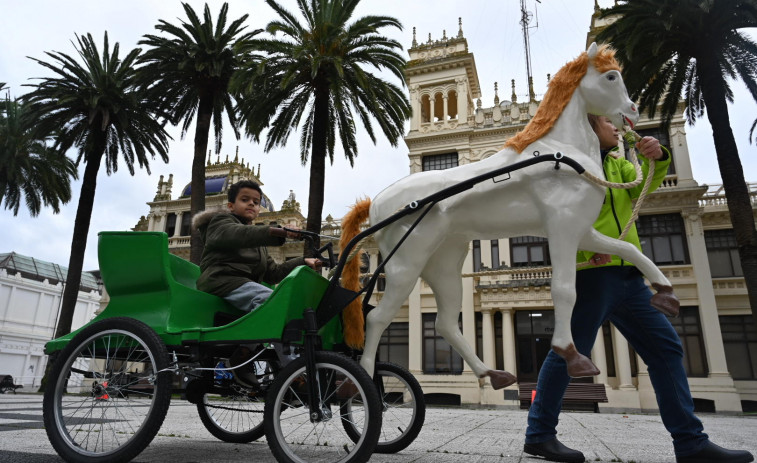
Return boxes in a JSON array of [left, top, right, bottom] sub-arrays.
[[0, 268, 100, 389]]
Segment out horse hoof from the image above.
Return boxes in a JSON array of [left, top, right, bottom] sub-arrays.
[[552, 343, 600, 378], [650, 283, 680, 317], [483, 370, 517, 390], [335, 378, 359, 400]]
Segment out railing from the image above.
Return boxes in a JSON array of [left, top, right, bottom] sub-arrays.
[[699, 182, 757, 208]]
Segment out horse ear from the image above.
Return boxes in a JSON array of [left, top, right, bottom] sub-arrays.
[[587, 42, 598, 59]]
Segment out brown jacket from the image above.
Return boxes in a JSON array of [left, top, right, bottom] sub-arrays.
[[192, 210, 305, 297]]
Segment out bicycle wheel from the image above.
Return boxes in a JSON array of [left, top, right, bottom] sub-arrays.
[[264, 351, 381, 463], [341, 362, 425, 453], [197, 358, 276, 443], [43, 317, 172, 463]]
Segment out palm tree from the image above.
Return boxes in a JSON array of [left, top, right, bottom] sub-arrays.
[[23, 32, 170, 343], [138, 2, 259, 264], [597, 0, 757, 326], [1, 95, 77, 216], [233, 0, 411, 237]]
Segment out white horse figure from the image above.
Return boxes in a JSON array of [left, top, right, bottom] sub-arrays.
[[339, 43, 679, 388]]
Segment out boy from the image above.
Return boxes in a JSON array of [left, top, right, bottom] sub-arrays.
[[193, 180, 321, 312]]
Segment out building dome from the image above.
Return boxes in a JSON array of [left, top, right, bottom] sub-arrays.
[[181, 175, 228, 197]]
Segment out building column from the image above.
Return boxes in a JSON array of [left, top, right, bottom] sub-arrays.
[[500, 308, 517, 374], [612, 326, 635, 390], [481, 309, 495, 368], [456, 77, 468, 122], [429, 96, 436, 124], [442, 94, 449, 126], [462, 244, 476, 373], [173, 212, 183, 237], [408, 278, 422, 375], [682, 210, 731, 376], [410, 85, 421, 131], [591, 329, 609, 385]]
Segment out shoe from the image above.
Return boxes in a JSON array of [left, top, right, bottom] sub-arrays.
[[228, 346, 259, 388], [676, 441, 754, 463], [524, 438, 585, 463]]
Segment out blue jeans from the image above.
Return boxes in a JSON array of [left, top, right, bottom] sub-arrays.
[[223, 281, 273, 313], [525, 266, 708, 457]]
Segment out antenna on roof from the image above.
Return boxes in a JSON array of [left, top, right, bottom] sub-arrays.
[[520, 0, 540, 101]]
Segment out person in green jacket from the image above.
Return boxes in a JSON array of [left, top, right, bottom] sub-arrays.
[[193, 180, 321, 313], [523, 116, 753, 463]]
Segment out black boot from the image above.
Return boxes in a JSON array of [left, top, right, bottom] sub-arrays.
[[524, 437, 585, 463], [676, 441, 754, 463]]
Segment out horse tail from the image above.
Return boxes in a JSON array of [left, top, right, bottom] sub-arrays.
[[339, 198, 371, 349]]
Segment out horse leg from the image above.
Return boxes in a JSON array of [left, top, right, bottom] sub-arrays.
[[548, 237, 601, 378], [422, 240, 516, 390], [360, 270, 420, 377], [579, 229, 679, 317]]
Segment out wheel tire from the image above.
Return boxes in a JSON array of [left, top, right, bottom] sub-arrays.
[[196, 358, 277, 443], [341, 362, 425, 453], [43, 317, 172, 463], [264, 351, 382, 463]]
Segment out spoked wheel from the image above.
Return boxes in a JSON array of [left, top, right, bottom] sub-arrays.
[[264, 351, 382, 463], [197, 358, 277, 443], [341, 362, 425, 453], [43, 317, 172, 463]]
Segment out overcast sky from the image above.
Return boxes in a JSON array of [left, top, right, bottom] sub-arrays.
[[1, 0, 755, 271]]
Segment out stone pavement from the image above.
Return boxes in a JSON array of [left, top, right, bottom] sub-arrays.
[[1, 393, 755, 463]]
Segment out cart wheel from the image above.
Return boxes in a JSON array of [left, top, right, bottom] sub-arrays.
[[197, 358, 277, 443], [43, 317, 172, 463], [264, 351, 381, 463], [341, 362, 425, 453]]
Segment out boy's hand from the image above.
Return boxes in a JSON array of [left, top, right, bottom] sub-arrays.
[[285, 228, 302, 240], [636, 136, 663, 160], [589, 253, 612, 266], [304, 258, 322, 271]]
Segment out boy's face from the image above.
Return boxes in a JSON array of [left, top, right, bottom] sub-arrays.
[[228, 187, 261, 223], [594, 116, 620, 150]]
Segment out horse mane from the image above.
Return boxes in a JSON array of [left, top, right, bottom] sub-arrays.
[[504, 44, 621, 153]]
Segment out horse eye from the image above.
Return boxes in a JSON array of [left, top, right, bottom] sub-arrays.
[[607, 74, 616, 81]]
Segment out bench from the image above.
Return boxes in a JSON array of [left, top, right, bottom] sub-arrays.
[[0, 375, 23, 394], [519, 381, 607, 413]]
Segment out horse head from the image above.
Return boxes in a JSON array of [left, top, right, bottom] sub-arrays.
[[581, 42, 638, 129]]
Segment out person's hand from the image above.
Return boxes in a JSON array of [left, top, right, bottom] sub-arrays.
[[636, 136, 663, 160], [590, 253, 612, 266], [304, 258, 322, 271], [285, 227, 303, 240]]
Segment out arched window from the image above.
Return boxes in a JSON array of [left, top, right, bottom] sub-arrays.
[[420, 94, 431, 123], [447, 89, 458, 120]]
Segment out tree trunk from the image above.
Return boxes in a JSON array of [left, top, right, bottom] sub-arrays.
[[305, 85, 329, 243], [189, 95, 213, 264], [699, 57, 757, 335], [40, 144, 104, 392]]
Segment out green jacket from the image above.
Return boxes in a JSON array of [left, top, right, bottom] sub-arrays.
[[193, 210, 305, 297], [577, 146, 671, 268]]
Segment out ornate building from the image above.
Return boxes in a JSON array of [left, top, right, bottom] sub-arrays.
[[139, 9, 756, 414]]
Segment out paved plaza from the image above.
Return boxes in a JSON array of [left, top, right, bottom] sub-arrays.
[[1, 392, 755, 462]]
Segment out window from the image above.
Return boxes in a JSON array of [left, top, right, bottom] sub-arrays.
[[514, 311, 554, 382], [719, 315, 757, 380], [422, 153, 458, 171], [705, 229, 743, 277], [475, 311, 504, 371], [491, 240, 500, 269], [165, 213, 177, 236], [179, 212, 192, 236], [635, 127, 675, 175], [379, 322, 409, 370], [510, 236, 551, 267], [669, 307, 708, 377], [472, 240, 482, 272], [423, 313, 463, 374], [637, 214, 689, 265]]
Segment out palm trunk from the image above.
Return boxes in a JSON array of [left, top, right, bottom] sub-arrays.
[[40, 145, 104, 392], [189, 95, 213, 264], [306, 85, 329, 243], [699, 57, 757, 334]]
